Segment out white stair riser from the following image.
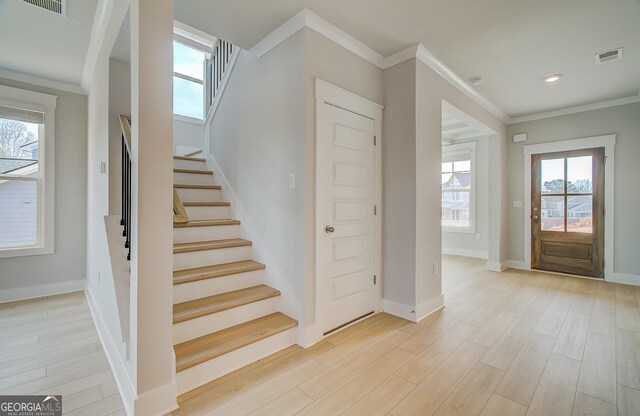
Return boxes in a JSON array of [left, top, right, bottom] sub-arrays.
[[173, 159, 206, 170], [173, 270, 264, 303], [176, 328, 297, 395], [174, 172, 214, 186], [173, 297, 280, 344], [173, 225, 241, 243], [176, 188, 222, 203], [173, 246, 253, 270], [184, 205, 231, 220]]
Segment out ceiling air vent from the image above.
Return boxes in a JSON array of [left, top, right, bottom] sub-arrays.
[[595, 48, 623, 65], [22, 0, 65, 15]]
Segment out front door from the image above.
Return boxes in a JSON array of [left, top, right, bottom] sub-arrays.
[[317, 102, 376, 334], [531, 148, 605, 277]]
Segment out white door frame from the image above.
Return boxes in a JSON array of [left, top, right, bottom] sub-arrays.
[[314, 79, 383, 343], [522, 134, 616, 279]]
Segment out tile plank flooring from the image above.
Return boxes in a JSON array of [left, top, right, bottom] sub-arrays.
[[0, 291, 124, 415], [2, 255, 640, 415]]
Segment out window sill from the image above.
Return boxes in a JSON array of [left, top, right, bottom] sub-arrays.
[[174, 114, 204, 125], [0, 244, 54, 259]]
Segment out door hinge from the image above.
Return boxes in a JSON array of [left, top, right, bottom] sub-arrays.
[[604, 156, 607, 165], [374, 205, 377, 215], [604, 208, 606, 216], [373, 135, 376, 146], [373, 275, 377, 285]]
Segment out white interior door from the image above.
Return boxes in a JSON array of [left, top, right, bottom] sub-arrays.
[[317, 102, 376, 334]]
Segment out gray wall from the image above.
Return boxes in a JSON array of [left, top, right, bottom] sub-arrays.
[[209, 30, 308, 317], [382, 59, 417, 308], [209, 28, 384, 325], [507, 102, 640, 276], [414, 59, 507, 307], [442, 137, 490, 258], [0, 78, 88, 294]]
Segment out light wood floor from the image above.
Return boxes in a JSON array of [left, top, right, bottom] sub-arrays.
[[173, 255, 640, 416], [2, 256, 640, 416], [0, 291, 125, 415]]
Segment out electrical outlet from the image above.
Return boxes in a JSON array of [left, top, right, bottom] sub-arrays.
[[98, 272, 101, 285], [289, 173, 296, 189], [475, 233, 481, 240], [513, 200, 522, 208], [433, 262, 439, 276]]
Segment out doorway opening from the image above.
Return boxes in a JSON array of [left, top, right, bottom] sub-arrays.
[[441, 101, 500, 300]]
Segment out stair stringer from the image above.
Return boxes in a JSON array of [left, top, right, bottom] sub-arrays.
[[203, 153, 305, 344]]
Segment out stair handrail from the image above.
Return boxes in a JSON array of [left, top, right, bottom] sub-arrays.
[[118, 115, 132, 260], [173, 189, 189, 225]]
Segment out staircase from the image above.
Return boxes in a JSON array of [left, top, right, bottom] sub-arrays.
[[172, 155, 298, 395]]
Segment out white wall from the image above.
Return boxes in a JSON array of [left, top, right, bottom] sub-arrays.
[[0, 78, 87, 301], [174, 118, 202, 154], [442, 137, 490, 259], [506, 102, 640, 278]]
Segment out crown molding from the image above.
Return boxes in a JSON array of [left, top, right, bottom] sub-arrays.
[[508, 94, 640, 124], [249, 9, 509, 123], [414, 45, 509, 122], [0, 68, 85, 95]]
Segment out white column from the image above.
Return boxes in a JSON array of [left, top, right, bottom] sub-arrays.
[[130, 0, 176, 413]]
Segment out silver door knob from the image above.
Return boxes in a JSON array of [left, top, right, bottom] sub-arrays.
[[325, 225, 335, 233], [533, 215, 539, 220]]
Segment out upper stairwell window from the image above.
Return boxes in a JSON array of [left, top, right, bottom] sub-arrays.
[[174, 41, 205, 120], [173, 23, 215, 122]]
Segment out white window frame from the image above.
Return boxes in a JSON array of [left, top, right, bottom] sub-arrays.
[[172, 23, 213, 122], [442, 141, 476, 234], [0, 85, 56, 258]]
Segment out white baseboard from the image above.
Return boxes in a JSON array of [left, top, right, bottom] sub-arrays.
[[0, 279, 84, 304], [415, 294, 445, 322], [504, 260, 530, 271], [608, 273, 640, 287], [85, 284, 136, 416], [133, 377, 178, 416], [486, 261, 508, 272], [442, 247, 488, 259], [383, 298, 417, 322]]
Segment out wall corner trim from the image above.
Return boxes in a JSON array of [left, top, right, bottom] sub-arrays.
[[248, 8, 509, 123]]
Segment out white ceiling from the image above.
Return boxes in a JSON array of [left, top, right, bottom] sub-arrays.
[[175, 0, 640, 118], [442, 112, 486, 145], [0, 0, 98, 86]]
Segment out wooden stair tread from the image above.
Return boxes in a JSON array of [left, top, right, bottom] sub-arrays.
[[183, 201, 231, 207], [174, 219, 240, 228], [173, 285, 280, 324], [173, 168, 214, 175], [174, 184, 222, 190], [174, 155, 205, 162], [173, 260, 266, 285], [173, 238, 251, 253], [175, 312, 298, 372]]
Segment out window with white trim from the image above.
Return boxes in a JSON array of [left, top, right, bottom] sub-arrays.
[[0, 86, 56, 258], [173, 24, 214, 121], [442, 142, 476, 233]]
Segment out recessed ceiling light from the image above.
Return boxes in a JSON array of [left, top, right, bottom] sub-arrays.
[[543, 74, 562, 83], [469, 76, 483, 86]]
